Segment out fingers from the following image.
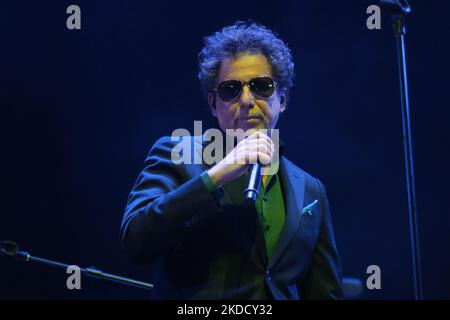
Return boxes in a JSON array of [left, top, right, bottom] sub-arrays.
[[222, 130, 276, 166], [235, 142, 274, 165], [250, 151, 272, 165], [245, 130, 273, 142], [240, 131, 275, 153]]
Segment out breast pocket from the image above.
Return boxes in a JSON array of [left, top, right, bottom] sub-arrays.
[[300, 208, 321, 226]]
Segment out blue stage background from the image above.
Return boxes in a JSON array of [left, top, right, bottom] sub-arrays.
[[1, 0, 449, 299]]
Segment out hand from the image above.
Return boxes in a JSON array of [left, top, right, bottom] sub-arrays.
[[206, 130, 275, 188]]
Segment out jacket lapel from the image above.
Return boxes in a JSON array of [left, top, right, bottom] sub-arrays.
[[268, 157, 305, 268]]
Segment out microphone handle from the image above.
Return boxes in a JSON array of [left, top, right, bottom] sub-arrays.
[[244, 162, 262, 202]]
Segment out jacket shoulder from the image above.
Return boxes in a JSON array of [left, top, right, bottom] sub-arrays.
[[282, 157, 322, 187], [147, 135, 203, 157]]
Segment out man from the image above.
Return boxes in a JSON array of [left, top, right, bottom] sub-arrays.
[[120, 21, 344, 299]]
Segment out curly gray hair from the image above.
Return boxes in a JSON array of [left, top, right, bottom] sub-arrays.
[[198, 21, 295, 99]]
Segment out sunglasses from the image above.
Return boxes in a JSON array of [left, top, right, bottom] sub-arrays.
[[213, 76, 276, 102]]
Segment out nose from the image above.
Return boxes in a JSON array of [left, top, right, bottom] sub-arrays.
[[239, 84, 255, 110]]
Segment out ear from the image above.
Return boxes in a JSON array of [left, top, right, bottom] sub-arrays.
[[279, 91, 288, 112], [208, 92, 217, 117]]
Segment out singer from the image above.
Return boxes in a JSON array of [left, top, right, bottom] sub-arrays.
[[120, 21, 344, 299]]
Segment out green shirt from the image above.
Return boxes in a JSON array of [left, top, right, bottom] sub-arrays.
[[255, 173, 286, 258]]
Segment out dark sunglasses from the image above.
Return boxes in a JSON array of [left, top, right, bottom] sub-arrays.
[[213, 76, 276, 102]]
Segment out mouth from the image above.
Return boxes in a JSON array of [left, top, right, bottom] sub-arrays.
[[239, 115, 262, 121]]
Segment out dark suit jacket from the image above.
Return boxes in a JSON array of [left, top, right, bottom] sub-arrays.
[[120, 135, 344, 299]]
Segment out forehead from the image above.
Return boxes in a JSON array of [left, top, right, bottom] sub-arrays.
[[218, 53, 272, 81]]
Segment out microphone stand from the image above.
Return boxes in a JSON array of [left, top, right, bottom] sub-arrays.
[[1, 240, 365, 298], [0, 240, 153, 291], [380, 0, 423, 300]]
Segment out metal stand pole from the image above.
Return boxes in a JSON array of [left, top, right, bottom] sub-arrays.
[[1, 240, 153, 291], [382, 0, 423, 300]]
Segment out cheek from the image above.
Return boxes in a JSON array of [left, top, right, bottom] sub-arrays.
[[260, 100, 282, 126], [216, 103, 236, 122], [259, 100, 276, 118]]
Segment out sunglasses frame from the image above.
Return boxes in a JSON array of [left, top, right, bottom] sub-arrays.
[[212, 76, 277, 102]]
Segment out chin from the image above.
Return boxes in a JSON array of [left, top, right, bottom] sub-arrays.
[[240, 123, 265, 133]]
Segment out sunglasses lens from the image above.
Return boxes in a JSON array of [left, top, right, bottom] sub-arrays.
[[249, 77, 275, 97], [216, 77, 275, 102], [217, 80, 242, 102]]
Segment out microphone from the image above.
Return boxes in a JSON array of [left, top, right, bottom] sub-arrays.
[[243, 129, 273, 203], [244, 162, 262, 203], [0, 240, 19, 256], [0, 240, 31, 261]]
